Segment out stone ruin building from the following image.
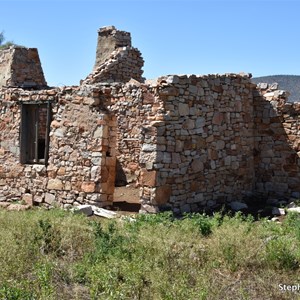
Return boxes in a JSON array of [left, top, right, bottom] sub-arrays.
[[0, 25, 299, 214]]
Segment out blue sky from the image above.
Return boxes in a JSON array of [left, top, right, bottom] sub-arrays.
[[2, 0, 300, 86]]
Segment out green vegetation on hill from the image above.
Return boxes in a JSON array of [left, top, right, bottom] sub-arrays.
[[0, 209, 300, 299], [0, 31, 17, 50], [252, 75, 300, 102]]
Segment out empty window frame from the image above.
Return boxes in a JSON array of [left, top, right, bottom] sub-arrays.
[[20, 102, 51, 164]]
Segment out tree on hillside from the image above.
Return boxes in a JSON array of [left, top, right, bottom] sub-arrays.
[[0, 31, 4, 45], [0, 31, 15, 49]]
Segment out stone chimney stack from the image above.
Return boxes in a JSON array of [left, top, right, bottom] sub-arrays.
[[83, 26, 144, 84], [94, 25, 132, 69], [0, 46, 47, 88]]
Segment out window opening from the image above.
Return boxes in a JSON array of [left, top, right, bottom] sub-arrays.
[[20, 102, 51, 165]]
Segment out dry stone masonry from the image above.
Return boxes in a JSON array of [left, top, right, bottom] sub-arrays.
[[0, 46, 47, 89], [83, 26, 144, 84], [0, 26, 299, 213]]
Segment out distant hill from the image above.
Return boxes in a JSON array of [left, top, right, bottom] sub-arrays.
[[252, 75, 300, 102]]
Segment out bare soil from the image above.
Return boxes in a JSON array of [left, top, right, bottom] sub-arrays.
[[112, 184, 141, 213]]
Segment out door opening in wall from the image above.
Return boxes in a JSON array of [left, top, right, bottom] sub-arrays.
[[113, 159, 141, 212], [20, 102, 51, 165]]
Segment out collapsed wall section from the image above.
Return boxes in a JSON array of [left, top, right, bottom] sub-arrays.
[[253, 84, 300, 200], [0, 86, 116, 208], [0, 46, 47, 88]]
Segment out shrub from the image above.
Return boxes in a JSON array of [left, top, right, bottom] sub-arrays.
[[265, 237, 298, 270], [181, 213, 214, 236]]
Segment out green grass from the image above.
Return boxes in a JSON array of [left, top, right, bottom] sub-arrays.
[[0, 208, 299, 299]]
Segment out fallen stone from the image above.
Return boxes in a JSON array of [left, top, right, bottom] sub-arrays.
[[139, 204, 159, 214], [74, 205, 93, 216], [272, 207, 285, 216], [0, 202, 11, 208], [287, 202, 297, 208], [7, 204, 30, 211], [230, 201, 248, 211], [271, 217, 280, 222], [287, 207, 300, 214], [91, 206, 118, 218]]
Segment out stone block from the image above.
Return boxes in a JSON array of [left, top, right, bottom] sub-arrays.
[[216, 140, 225, 150], [212, 112, 224, 125], [22, 193, 33, 206], [159, 86, 179, 96], [45, 193, 56, 205], [74, 205, 93, 216], [81, 182, 96, 193], [93, 126, 108, 138], [142, 144, 156, 152], [91, 166, 100, 180], [140, 204, 159, 214], [154, 185, 172, 205], [172, 153, 181, 164], [143, 91, 155, 104], [140, 169, 156, 187], [272, 207, 285, 216], [47, 178, 63, 190], [191, 159, 204, 172], [34, 195, 44, 203], [32, 164, 46, 174], [182, 119, 195, 130], [57, 167, 66, 176], [287, 207, 300, 214], [230, 201, 248, 211], [166, 75, 180, 84], [178, 103, 189, 116]]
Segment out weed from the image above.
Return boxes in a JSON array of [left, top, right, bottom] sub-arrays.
[[181, 213, 214, 236], [33, 219, 62, 256], [34, 262, 55, 299], [283, 212, 300, 240], [265, 237, 298, 270], [220, 241, 239, 272], [0, 282, 35, 300]]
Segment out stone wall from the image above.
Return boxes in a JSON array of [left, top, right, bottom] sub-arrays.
[[78, 81, 162, 187], [0, 76, 299, 212], [0, 46, 47, 88], [0, 25, 300, 213], [0, 86, 116, 207], [137, 74, 256, 213], [253, 83, 300, 200], [83, 26, 144, 84], [94, 26, 132, 68]]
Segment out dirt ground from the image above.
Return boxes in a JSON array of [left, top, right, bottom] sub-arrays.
[[112, 184, 141, 213]]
